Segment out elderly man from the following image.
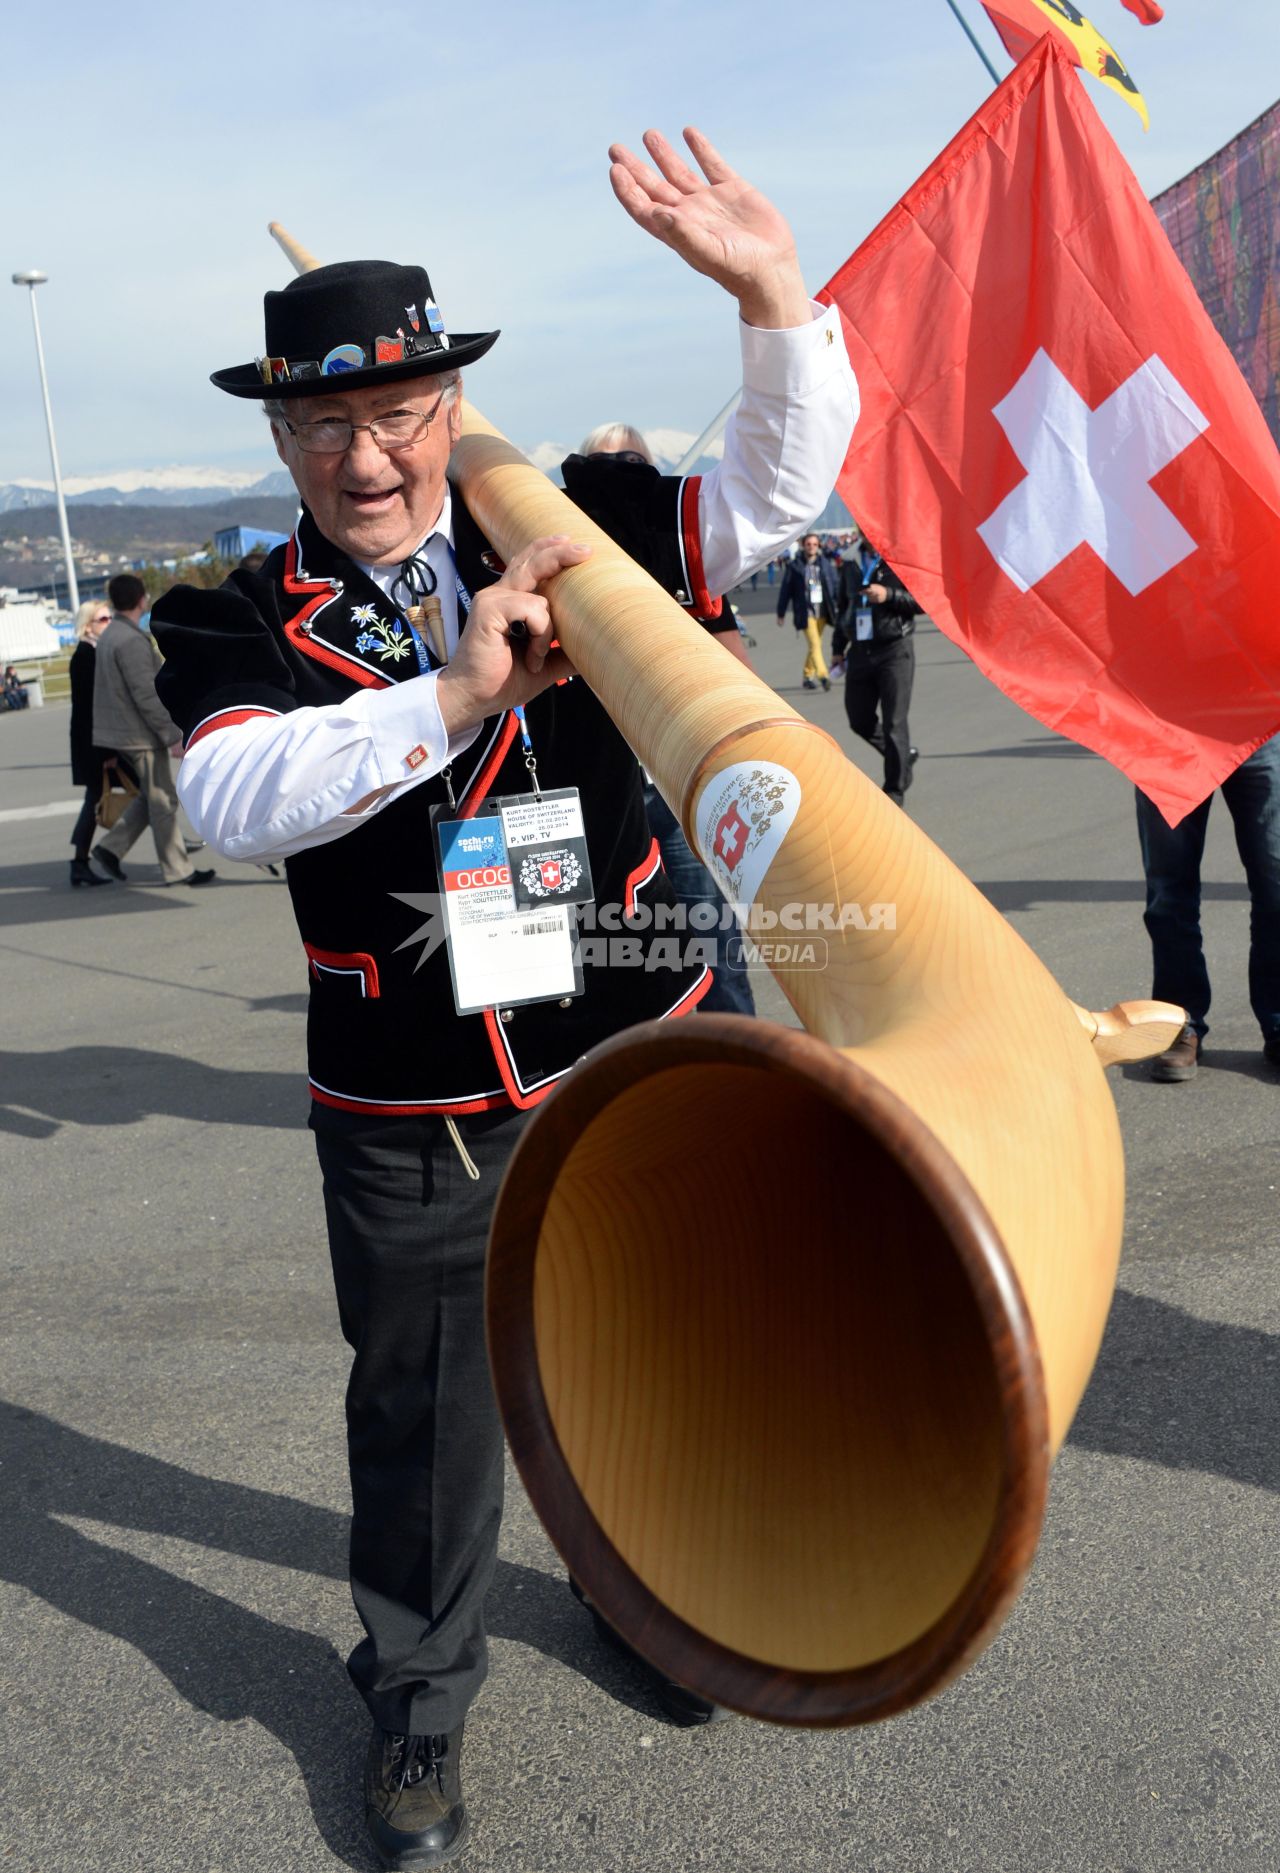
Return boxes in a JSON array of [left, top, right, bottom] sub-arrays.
[[154, 128, 856, 1870]]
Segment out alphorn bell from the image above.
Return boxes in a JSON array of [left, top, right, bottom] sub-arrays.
[[267, 225, 1181, 1726]]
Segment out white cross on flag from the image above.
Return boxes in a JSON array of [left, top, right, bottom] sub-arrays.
[[820, 38, 1280, 824]]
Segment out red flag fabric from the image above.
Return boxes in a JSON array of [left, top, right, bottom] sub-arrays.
[[819, 38, 1280, 824], [1120, 0, 1163, 21]]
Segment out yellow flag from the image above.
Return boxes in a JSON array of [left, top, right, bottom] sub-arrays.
[[981, 0, 1150, 128]]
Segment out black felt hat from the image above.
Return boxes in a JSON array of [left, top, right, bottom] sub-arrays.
[[212, 260, 499, 400]]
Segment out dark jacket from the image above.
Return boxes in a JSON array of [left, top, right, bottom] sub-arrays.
[[775, 552, 841, 631], [833, 548, 917, 652], [153, 466, 732, 1116], [69, 640, 106, 790]]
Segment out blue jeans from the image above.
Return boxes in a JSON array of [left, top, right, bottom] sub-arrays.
[[643, 783, 756, 1018], [1135, 733, 1280, 1045]]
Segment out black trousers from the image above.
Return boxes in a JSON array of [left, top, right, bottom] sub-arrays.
[[310, 1100, 530, 1736], [843, 637, 916, 803], [69, 787, 99, 861]]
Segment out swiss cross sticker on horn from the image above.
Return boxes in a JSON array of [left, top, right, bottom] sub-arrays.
[[820, 37, 1280, 827]]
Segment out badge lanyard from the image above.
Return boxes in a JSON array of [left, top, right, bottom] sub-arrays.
[[855, 551, 883, 641], [426, 549, 592, 1014]]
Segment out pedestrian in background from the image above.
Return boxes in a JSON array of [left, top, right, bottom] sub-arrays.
[[775, 531, 838, 689], [833, 535, 919, 807], [1137, 733, 1280, 1081], [67, 599, 113, 888], [91, 573, 215, 888]]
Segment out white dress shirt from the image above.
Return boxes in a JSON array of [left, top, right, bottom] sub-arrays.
[[178, 301, 858, 864]]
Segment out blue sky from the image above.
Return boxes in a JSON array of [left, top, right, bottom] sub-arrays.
[[3, 0, 1277, 484]]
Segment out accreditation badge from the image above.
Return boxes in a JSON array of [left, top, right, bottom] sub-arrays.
[[431, 810, 580, 1016], [855, 607, 874, 642], [494, 787, 596, 911]]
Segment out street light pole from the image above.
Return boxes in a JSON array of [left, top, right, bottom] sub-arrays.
[[11, 270, 80, 613]]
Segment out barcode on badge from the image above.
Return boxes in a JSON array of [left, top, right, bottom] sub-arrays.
[[518, 918, 562, 937]]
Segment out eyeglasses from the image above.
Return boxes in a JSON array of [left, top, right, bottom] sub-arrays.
[[281, 400, 446, 455], [587, 449, 650, 466], [93, 614, 111, 624]]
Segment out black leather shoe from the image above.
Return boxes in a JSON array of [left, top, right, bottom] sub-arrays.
[[169, 868, 217, 887], [569, 1577, 734, 1728], [93, 849, 126, 881], [364, 1725, 468, 1870], [1262, 1037, 1280, 1072], [70, 858, 108, 888]]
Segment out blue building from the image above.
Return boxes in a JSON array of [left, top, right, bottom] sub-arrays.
[[214, 524, 290, 561]]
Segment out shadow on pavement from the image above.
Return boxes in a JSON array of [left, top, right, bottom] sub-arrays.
[[977, 877, 1249, 913], [0, 859, 272, 924], [0, 1046, 308, 1135], [0, 1404, 663, 1863], [1120, 1046, 1278, 1086], [930, 738, 1096, 759], [1069, 1288, 1279, 1494]]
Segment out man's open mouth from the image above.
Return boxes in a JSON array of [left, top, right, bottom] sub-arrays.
[[344, 488, 403, 510]]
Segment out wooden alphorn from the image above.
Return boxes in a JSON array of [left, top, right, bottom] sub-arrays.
[[451, 413, 1183, 1727]]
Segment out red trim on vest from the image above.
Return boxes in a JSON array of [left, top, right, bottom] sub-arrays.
[[282, 535, 390, 689], [304, 943, 381, 999], [482, 1010, 562, 1111], [309, 1083, 512, 1117], [623, 836, 661, 916], [666, 965, 713, 1018], [680, 477, 723, 621], [458, 711, 519, 813], [185, 706, 280, 752]]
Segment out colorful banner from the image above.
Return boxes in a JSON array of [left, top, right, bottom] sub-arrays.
[[1151, 100, 1280, 449]]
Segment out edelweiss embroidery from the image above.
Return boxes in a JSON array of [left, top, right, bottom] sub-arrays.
[[350, 602, 380, 627], [355, 619, 413, 663]]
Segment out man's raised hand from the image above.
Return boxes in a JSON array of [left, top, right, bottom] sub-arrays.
[[607, 127, 812, 331]]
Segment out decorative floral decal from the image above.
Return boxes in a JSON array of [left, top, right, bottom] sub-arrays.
[[354, 619, 413, 663]]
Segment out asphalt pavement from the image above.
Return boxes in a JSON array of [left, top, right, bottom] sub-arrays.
[[0, 590, 1276, 1873]]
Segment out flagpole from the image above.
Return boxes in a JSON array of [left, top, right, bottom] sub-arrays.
[[942, 0, 1002, 83]]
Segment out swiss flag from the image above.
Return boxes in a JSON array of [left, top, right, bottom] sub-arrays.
[[819, 38, 1280, 824], [714, 802, 751, 870]]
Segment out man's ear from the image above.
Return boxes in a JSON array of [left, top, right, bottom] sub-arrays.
[[271, 419, 288, 467], [446, 380, 464, 448]]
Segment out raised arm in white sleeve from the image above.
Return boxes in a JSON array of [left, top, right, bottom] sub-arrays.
[[176, 675, 478, 864], [697, 300, 858, 597]]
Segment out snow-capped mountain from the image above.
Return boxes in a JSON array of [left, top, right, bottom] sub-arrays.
[[0, 467, 294, 511]]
